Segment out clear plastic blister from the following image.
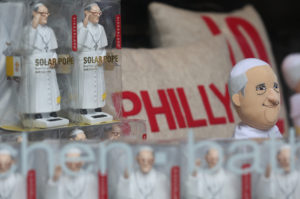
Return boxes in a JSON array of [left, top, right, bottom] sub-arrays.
[[0, 118, 146, 143], [180, 136, 241, 199], [0, 0, 122, 130], [254, 138, 300, 199], [105, 143, 180, 199]]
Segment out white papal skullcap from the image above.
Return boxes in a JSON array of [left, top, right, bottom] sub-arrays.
[[66, 147, 82, 155], [281, 53, 300, 89], [71, 129, 84, 137], [33, 2, 45, 10], [229, 58, 270, 98], [279, 144, 291, 151], [0, 149, 16, 157], [230, 58, 270, 78], [138, 146, 154, 153], [84, 2, 98, 10]]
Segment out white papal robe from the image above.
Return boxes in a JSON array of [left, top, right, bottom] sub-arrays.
[[45, 173, 98, 199], [234, 123, 282, 139], [0, 173, 26, 199], [21, 24, 60, 114], [116, 169, 169, 199], [186, 168, 239, 199], [256, 171, 300, 199], [71, 22, 107, 109]]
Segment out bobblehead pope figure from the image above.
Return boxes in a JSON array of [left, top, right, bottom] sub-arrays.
[[186, 148, 239, 199], [256, 145, 300, 199], [116, 146, 169, 199], [21, 3, 69, 128], [70, 2, 112, 124], [0, 149, 26, 199], [228, 58, 282, 139], [45, 148, 98, 199]]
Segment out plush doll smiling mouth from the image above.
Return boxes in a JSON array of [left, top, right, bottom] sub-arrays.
[[263, 102, 279, 108]]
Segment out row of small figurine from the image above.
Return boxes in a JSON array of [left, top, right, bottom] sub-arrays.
[[0, 123, 128, 143], [0, 1, 119, 129], [0, 134, 299, 199]]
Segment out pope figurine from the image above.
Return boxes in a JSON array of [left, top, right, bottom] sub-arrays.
[[21, 2, 69, 128], [70, 2, 113, 124], [228, 58, 282, 139], [256, 145, 300, 199], [116, 146, 169, 199], [69, 128, 87, 141], [186, 148, 239, 199], [45, 147, 98, 199]]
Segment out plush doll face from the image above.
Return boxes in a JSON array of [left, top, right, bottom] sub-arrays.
[[232, 65, 280, 130], [137, 150, 154, 174]]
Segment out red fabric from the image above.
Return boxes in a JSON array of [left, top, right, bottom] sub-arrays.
[[210, 84, 235, 123], [98, 172, 108, 199], [115, 14, 122, 49], [141, 90, 176, 132], [171, 166, 180, 199], [242, 164, 252, 199], [177, 87, 208, 128], [167, 89, 187, 128], [72, 15, 77, 51], [226, 17, 270, 64], [198, 85, 227, 125], [27, 170, 36, 199], [122, 91, 142, 117]]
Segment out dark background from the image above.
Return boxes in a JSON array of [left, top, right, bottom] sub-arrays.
[[121, 0, 300, 117]]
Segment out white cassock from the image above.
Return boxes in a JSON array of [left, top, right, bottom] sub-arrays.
[[116, 169, 169, 199], [21, 24, 60, 114], [0, 173, 26, 199], [256, 171, 300, 199], [186, 168, 239, 199], [234, 123, 282, 139], [45, 173, 98, 199], [71, 22, 107, 109]]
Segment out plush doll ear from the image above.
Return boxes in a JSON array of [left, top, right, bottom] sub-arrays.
[[232, 93, 241, 107]]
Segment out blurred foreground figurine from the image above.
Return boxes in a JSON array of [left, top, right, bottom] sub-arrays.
[[186, 148, 238, 199], [69, 128, 87, 141], [46, 148, 98, 199], [256, 145, 300, 199], [0, 149, 26, 199], [70, 2, 112, 124], [282, 54, 300, 135], [116, 146, 169, 199], [229, 58, 282, 139], [21, 3, 69, 128], [108, 124, 121, 140]]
